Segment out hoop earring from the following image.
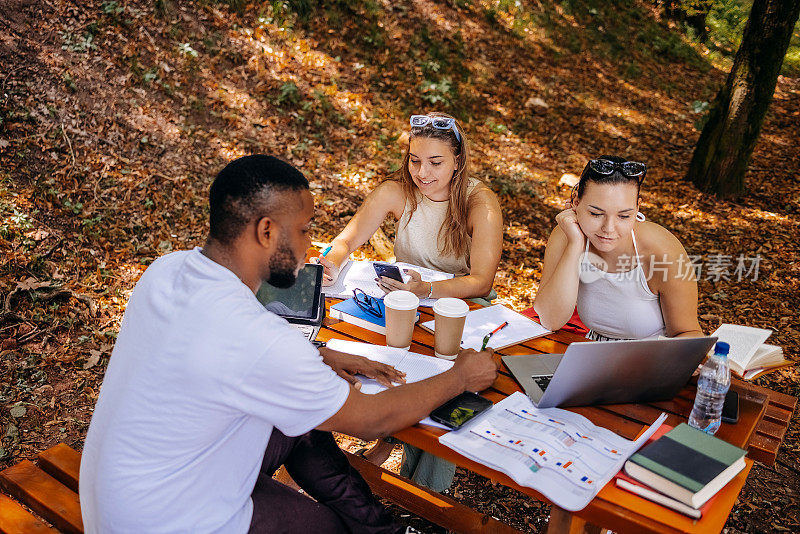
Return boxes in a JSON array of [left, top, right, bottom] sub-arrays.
[[636, 211, 646, 222]]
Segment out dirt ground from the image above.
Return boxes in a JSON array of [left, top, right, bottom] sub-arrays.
[[1, 0, 798, 531]]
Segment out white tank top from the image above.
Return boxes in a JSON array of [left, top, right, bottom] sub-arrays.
[[393, 179, 480, 276], [576, 231, 666, 341]]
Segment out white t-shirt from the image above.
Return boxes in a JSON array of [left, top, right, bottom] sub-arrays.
[[79, 249, 350, 534]]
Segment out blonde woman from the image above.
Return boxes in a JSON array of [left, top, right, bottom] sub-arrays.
[[319, 112, 502, 301], [319, 113, 503, 492]]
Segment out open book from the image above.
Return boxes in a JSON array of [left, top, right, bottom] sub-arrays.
[[323, 260, 453, 307], [710, 324, 792, 379]]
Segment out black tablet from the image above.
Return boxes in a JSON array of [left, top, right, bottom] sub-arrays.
[[255, 263, 324, 325]]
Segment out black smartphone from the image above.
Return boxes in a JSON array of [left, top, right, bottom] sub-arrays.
[[430, 392, 493, 430], [722, 389, 739, 424], [373, 262, 404, 283]]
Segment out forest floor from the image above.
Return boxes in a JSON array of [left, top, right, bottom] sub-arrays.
[[1, 0, 798, 531]]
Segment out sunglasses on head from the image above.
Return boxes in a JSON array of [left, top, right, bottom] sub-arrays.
[[410, 115, 462, 143], [589, 159, 647, 181]]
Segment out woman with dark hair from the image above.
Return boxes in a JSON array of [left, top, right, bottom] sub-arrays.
[[318, 112, 502, 301], [533, 155, 702, 341]]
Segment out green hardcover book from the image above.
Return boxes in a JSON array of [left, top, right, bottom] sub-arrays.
[[623, 423, 746, 509]]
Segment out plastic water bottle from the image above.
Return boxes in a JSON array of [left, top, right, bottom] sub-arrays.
[[688, 341, 731, 435]]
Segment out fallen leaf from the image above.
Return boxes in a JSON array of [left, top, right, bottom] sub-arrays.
[[9, 406, 26, 418], [15, 277, 52, 291], [84, 350, 102, 370]]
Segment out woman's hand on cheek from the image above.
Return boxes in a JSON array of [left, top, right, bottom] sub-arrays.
[[555, 208, 586, 248]]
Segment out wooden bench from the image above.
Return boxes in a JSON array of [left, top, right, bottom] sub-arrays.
[[0, 442, 520, 534], [0, 444, 81, 534]]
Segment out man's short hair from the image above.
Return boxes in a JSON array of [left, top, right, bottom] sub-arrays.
[[209, 155, 309, 243]]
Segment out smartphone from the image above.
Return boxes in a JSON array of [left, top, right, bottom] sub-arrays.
[[721, 389, 739, 424], [373, 262, 404, 283], [430, 391, 493, 430]]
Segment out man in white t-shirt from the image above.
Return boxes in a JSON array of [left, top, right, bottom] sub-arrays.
[[79, 155, 499, 533]]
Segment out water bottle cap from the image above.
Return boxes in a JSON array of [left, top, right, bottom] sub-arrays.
[[714, 341, 730, 356]]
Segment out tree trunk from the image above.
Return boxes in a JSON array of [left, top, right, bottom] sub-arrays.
[[686, 0, 800, 198]]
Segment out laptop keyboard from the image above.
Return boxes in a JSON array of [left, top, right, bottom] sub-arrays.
[[533, 375, 553, 392], [294, 324, 316, 340]]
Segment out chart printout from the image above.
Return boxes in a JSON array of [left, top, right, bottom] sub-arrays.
[[439, 392, 666, 511]]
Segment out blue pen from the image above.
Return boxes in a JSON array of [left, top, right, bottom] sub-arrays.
[[321, 246, 332, 257]]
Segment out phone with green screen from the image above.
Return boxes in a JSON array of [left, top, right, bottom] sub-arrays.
[[430, 392, 493, 430]]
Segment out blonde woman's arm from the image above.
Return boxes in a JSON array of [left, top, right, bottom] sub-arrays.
[[318, 181, 405, 285]]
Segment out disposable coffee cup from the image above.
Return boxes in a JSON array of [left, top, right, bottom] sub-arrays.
[[433, 298, 469, 360], [384, 290, 419, 350]]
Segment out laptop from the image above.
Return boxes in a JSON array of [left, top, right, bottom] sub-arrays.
[[502, 336, 717, 408], [256, 263, 325, 341]]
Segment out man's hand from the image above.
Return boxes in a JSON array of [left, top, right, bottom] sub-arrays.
[[319, 347, 406, 389], [452, 348, 499, 392]]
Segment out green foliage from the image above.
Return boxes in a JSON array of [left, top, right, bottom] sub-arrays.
[[177, 43, 198, 58], [420, 78, 454, 105], [60, 30, 97, 53], [275, 81, 302, 106], [705, 0, 800, 76]]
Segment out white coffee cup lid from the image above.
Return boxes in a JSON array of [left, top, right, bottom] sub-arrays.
[[383, 290, 419, 311], [433, 297, 469, 318]]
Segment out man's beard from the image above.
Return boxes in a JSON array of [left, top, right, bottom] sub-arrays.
[[267, 235, 300, 289]]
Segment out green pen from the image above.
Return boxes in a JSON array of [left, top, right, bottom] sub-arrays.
[[480, 321, 509, 350]]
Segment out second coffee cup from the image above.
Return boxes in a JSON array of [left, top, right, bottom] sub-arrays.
[[433, 298, 469, 360], [384, 290, 419, 350]]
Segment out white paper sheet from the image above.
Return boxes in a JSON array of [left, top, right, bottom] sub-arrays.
[[323, 261, 453, 306], [421, 304, 552, 350], [439, 392, 666, 511], [325, 339, 453, 395]]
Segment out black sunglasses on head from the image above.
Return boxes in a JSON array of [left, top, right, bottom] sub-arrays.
[[589, 159, 647, 182]]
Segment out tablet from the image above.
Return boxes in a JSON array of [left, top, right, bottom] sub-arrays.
[[256, 263, 324, 324]]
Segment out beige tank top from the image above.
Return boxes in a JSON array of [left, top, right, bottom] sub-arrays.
[[393, 178, 481, 275]]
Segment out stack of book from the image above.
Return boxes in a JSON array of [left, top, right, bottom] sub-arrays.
[[619, 423, 747, 518]]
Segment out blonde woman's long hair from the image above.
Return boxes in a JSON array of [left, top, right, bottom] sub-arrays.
[[398, 112, 474, 259]]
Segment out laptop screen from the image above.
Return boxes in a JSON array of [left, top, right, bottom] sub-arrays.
[[256, 263, 323, 321]]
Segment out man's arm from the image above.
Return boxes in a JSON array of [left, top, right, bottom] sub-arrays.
[[316, 349, 498, 440]]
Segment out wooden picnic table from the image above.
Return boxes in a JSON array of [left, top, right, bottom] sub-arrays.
[[319, 298, 796, 534], [0, 296, 793, 534]]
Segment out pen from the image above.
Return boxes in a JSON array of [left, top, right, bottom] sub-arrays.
[[321, 245, 332, 257], [480, 321, 509, 350]]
